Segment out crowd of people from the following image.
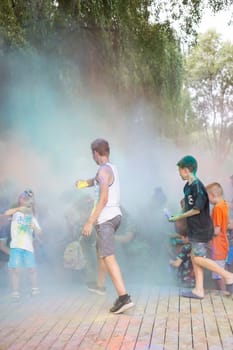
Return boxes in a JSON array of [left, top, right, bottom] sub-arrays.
[[0, 139, 233, 313]]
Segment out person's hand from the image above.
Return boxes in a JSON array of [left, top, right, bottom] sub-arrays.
[[82, 221, 93, 236], [169, 215, 182, 223]]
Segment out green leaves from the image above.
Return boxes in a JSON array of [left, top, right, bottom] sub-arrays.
[[0, 0, 231, 146], [185, 30, 233, 161]]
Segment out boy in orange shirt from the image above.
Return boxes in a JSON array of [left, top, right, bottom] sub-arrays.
[[206, 182, 229, 292]]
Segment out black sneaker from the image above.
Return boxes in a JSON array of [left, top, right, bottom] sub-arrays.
[[110, 294, 134, 314], [87, 283, 106, 295]]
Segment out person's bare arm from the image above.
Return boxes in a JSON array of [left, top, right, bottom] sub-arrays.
[[170, 257, 182, 268], [4, 207, 21, 216], [31, 217, 42, 236], [32, 223, 42, 235], [213, 226, 221, 236], [0, 240, 10, 255], [169, 208, 200, 222], [4, 206, 31, 216]]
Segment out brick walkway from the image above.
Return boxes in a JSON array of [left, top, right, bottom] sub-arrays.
[[0, 284, 232, 350]]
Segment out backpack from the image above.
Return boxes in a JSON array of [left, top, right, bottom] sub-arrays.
[[63, 240, 86, 270]]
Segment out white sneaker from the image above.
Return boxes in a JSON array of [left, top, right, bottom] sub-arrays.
[[87, 283, 106, 295], [31, 287, 40, 296], [11, 292, 20, 302]]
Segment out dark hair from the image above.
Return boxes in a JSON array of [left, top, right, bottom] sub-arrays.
[[177, 155, 198, 174], [91, 139, 110, 156]]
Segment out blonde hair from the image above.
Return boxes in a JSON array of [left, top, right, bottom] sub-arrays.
[[206, 182, 223, 196]]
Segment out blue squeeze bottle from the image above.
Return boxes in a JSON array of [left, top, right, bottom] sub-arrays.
[[163, 208, 171, 220]]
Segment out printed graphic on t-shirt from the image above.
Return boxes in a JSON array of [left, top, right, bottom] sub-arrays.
[[188, 195, 194, 206], [10, 212, 40, 252]]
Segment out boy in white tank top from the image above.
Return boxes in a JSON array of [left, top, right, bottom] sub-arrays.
[[75, 139, 133, 314]]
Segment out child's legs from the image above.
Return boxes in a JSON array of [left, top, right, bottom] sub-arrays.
[[190, 241, 211, 297], [8, 248, 24, 293], [193, 256, 233, 282], [10, 268, 20, 293], [97, 256, 107, 287], [24, 250, 38, 289], [226, 246, 233, 272], [211, 260, 226, 291], [215, 279, 226, 291], [191, 255, 204, 295], [28, 268, 38, 288]]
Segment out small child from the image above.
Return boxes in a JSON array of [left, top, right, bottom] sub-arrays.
[[169, 220, 195, 288], [206, 183, 229, 293], [6, 190, 41, 301]]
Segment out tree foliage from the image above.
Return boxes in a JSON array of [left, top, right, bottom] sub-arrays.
[[150, 0, 232, 40], [0, 0, 232, 139], [185, 30, 233, 161], [0, 1, 183, 120]]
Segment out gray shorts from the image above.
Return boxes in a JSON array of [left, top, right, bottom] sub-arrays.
[[95, 215, 121, 258], [190, 241, 209, 258]]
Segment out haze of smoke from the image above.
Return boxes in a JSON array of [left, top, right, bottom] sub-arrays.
[[0, 50, 232, 289]]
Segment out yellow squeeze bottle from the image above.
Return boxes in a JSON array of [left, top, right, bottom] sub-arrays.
[[76, 180, 89, 189]]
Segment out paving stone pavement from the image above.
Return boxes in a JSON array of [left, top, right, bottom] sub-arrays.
[[0, 283, 233, 350]]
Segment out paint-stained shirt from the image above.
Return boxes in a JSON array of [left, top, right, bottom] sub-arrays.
[[10, 211, 40, 252]]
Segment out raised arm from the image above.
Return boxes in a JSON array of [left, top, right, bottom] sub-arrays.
[[31, 217, 42, 236], [4, 206, 30, 216], [169, 208, 200, 222]]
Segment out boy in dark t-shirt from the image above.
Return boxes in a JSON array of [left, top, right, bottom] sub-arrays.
[[183, 180, 213, 243], [169, 155, 233, 299]]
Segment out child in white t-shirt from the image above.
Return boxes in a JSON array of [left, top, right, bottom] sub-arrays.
[[6, 190, 41, 301]]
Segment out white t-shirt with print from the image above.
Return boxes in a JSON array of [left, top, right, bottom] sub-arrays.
[[10, 211, 40, 252]]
